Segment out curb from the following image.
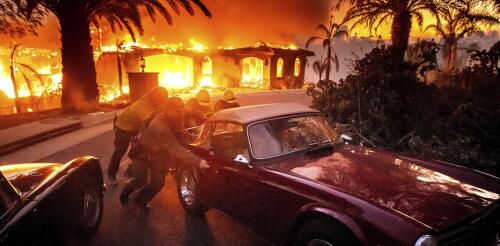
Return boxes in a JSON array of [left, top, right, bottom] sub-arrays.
[[0, 110, 117, 157]]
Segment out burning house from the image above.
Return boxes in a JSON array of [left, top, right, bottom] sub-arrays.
[[96, 42, 314, 96]]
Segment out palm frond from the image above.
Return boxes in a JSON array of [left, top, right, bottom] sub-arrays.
[[306, 36, 323, 48]]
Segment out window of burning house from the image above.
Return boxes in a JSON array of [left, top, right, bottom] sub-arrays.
[[146, 55, 193, 89], [276, 58, 284, 78], [199, 56, 214, 87], [294, 58, 301, 77], [242, 57, 264, 88], [202, 56, 212, 75]]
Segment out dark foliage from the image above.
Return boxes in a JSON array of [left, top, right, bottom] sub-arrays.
[[0, 1, 44, 37], [308, 42, 500, 176]]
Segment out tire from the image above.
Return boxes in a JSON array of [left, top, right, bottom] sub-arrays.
[[176, 167, 208, 215], [78, 182, 103, 238], [291, 219, 360, 246]]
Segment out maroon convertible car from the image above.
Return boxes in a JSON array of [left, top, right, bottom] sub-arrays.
[[176, 103, 500, 246]]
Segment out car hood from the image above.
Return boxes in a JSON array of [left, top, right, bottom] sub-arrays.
[[0, 163, 62, 194], [265, 146, 500, 230]]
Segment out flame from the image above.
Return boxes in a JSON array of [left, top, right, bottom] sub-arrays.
[[0, 65, 15, 98], [241, 57, 264, 88], [0, 64, 62, 99], [146, 54, 193, 89], [198, 76, 216, 87], [189, 38, 207, 52]]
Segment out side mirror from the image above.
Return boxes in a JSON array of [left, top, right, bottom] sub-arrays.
[[234, 154, 252, 169], [340, 133, 353, 144]]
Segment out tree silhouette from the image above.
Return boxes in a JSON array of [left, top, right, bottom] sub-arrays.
[[9, 44, 45, 113], [312, 56, 327, 81], [306, 17, 348, 81], [337, 0, 439, 62], [13, 0, 211, 112], [0, 1, 44, 37], [425, 0, 499, 72]]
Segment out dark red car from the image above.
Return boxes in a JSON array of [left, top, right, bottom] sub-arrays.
[[176, 103, 500, 246]]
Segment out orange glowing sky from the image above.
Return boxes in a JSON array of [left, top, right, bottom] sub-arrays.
[[2, 0, 490, 50], [0, 0, 492, 50], [0, 0, 498, 83]]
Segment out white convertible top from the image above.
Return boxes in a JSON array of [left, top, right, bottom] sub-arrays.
[[208, 103, 319, 125]]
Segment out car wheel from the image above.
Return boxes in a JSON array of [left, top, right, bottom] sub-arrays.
[[78, 182, 103, 238], [292, 219, 359, 246], [176, 167, 208, 215]]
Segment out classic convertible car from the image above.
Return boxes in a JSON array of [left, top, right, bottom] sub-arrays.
[[0, 156, 104, 244], [176, 103, 500, 246]]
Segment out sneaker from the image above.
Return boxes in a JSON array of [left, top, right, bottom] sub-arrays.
[[108, 175, 118, 186]]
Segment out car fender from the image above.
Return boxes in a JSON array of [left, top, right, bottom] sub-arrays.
[[289, 203, 367, 245]]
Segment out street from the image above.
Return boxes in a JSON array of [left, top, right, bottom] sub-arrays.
[[2, 90, 310, 246]]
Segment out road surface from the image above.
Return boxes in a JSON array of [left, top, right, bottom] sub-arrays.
[[2, 90, 311, 246]]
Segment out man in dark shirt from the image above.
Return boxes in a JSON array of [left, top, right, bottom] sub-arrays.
[[120, 97, 208, 211]]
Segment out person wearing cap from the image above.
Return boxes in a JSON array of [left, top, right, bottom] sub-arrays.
[[213, 89, 240, 112], [108, 87, 168, 186], [185, 89, 213, 127], [120, 96, 208, 211]]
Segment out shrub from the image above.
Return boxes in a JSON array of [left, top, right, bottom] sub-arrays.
[[308, 42, 500, 176]]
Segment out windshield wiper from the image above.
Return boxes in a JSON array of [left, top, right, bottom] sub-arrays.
[[303, 140, 334, 155]]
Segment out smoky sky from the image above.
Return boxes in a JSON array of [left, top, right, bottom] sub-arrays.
[[1, 0, 332, 50]]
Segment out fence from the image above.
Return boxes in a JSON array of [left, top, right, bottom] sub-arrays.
[[0, 96, 61, 116]]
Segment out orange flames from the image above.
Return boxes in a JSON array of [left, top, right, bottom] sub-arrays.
[[0, 64, 62, 99]]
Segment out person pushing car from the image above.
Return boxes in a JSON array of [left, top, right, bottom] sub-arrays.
[[108, 87, 168, 186], [119, 96, 208, 211], [213, 89, 240, 112]]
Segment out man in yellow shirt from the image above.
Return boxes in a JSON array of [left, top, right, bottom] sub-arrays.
[[108, 87, 168, 186]]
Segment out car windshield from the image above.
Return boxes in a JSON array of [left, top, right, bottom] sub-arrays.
[[248, 114, 338, 159]]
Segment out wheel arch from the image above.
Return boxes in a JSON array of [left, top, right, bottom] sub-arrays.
[[284, 203, 367, 245], [66, 156, 104, 192]]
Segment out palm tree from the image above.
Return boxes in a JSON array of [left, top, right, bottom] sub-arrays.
[[425, 0, 499, 72], [312, 56, 327, 81], [16, 0, 211, 112], [9, 44, 45, 113], [306, 17, 348, 81], [337, 0, 439, 62]]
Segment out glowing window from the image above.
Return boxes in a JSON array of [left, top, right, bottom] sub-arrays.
[[202, 56, 212, 75], [294, 58, 301, 77], [276, 58, 284, 78], [242, 57, 264, 88]]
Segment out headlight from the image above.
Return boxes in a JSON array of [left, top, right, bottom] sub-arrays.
[[415, 234, 437, 246]]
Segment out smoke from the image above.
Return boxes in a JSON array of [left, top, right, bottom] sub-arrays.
[[112, 0, 333, 47]]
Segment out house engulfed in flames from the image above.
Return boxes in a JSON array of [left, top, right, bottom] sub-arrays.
[[0, 40, 313, 115], [96, 42, 314, 95]]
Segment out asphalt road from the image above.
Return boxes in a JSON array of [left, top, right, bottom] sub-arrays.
[[31, 90, 311, 246], [37, 130, 269, 246]]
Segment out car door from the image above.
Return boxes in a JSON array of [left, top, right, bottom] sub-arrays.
[[198, 122, 252, 215]]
